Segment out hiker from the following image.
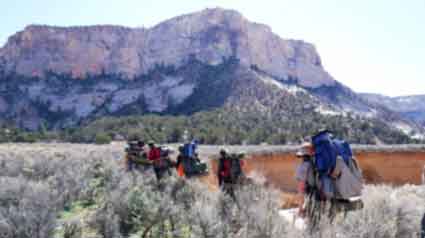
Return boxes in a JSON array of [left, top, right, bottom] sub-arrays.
[[217, 149, 229, 187], [176, 146, 186, 177], [125, 140, 146, 171], [159, 146, 175, 177], [148, 141, 164, 180], [217, 149, 245, 198], [176, 141, 208, 178], [217, 149, 233, 197], [294, 142, 316, 217], [301, 130, 364, 226]]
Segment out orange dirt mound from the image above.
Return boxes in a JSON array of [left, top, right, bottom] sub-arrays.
[[202, 150, 425, 208]]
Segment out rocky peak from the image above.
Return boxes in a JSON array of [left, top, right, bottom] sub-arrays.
[[0, 8, 335, 88]]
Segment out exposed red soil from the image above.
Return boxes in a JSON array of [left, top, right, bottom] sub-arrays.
[[203, 150, 425, 208], [356, 151, 425, 185]]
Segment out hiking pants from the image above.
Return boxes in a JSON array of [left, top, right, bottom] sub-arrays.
[[154, 167, 170, 181], [154, 167, 163, 180], [221, 181, 236, 200], [127, 160, 136, 172]]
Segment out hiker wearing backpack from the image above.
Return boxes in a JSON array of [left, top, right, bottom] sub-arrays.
[[217, 149, 245, 198], [125, 140, 147, 172], [306, 130, 364, 224], [176, 146, 186, 177], [158, 146, 175, 178], [218, 149, 229, 187], [177, 141, 208, 177], [217, 149, 233, 197], [294, 142, 316, 217], [148, 141, 165, 180]]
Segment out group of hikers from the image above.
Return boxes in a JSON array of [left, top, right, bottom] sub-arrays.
[[124, 138, 246, 195], [124, 139, 210, 180], [124, 129, 365, 226]]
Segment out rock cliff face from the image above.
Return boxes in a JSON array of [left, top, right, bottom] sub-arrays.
[[0, 8, 418, 135], [0, 8, 334, 88]]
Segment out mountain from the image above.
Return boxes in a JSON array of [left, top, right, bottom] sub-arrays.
[[361, 93, 425, 128], [0, 9, 334, 87], [0, 8, 420, 144]]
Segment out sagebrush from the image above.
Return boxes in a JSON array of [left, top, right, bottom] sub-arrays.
[[0, 143, 424, 238]]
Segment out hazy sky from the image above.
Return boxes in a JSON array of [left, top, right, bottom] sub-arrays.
[[1, 0, 424, 96]]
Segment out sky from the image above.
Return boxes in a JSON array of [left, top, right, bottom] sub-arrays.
[[0, 0, 424, 96]]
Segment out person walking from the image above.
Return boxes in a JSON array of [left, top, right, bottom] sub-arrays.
[[148, 141, 163, 180]]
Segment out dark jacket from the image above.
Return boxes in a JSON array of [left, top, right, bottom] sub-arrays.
[[218, 157, 232, 185]]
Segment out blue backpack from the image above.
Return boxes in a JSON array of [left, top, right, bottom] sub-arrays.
[[312, 130, 337, 177], [183, 140, 197, 158], [312, 131, 354, 176], [333, 139, 353, 166]]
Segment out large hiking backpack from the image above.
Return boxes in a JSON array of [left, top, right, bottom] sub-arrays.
[[181, 140, 207, 176], [183, 140, 197, 158], [333, 139, 353, 166], [311, 130, 363, 199], [229, 153, 244, 181], [183, 157, 207, 177], [311, 130, 337, 177], [331, 139, 362, 181], [312, 131, 356, 175]]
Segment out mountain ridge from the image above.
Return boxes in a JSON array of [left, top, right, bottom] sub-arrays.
[[360, 93, 425, 128], [0, 8, 422, 143], [0, 8, 335, 88]]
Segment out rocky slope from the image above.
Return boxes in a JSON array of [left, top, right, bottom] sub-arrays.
[[0, 8, 418, 139], [361, 93, 425, 127]]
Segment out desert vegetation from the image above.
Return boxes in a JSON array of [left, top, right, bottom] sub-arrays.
[[0, 58, 420, 145], [1, 108, 419, 145], [0, 143, 424, 238]]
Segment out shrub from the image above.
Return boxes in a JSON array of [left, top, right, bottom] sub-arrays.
[[1, 143, 424, 237], [0, 178, 58, 238], [62, 219, 82, 238], [94, 133, 112, 144]]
